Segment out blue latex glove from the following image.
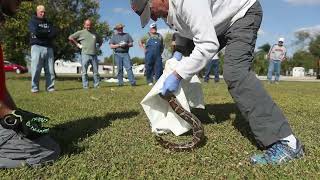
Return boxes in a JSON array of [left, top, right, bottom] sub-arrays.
[[173, 51, 183, 61], [161, 73, 181, 96]]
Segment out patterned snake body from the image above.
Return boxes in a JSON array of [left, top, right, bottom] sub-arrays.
[[156, 94, 205, 151]]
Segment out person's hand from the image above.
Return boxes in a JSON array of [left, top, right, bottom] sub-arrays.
[[161, 73, 182, 96], [173, 51, 183, 61], [119, 41, 127, 48], [0, 109, 49, 138], [76, 43, 83, 49]]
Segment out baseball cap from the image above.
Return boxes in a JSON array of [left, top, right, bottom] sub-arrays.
[[114, 23, 125, 30], [150, 22, 157, 29], [130, 0, 151, 28], [278, 37, 285, 42]]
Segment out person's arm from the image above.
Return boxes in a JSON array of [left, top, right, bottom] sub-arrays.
[[160, 34, 164, 54], [109, 35, 121, 49], [28, 19, 37, 38], [267, 45, 274, 60], [139, 35, 148, 52], [68, 31, 82, 48], [281, 47, 287, 61], [127, 34, 134, 48], [174, 0, 219, 80]]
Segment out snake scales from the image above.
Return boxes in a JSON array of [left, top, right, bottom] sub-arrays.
[[156, 94, 205, 151]]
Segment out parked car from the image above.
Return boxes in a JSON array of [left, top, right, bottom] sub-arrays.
[[3, 61, 28, 74]]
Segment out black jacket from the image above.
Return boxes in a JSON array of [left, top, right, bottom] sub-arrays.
[[28, 15, 57, 47]]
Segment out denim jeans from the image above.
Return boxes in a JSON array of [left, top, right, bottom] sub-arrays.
[[267, 60, 281, 82], [114, 53, 136, 85], [81, 54, 100, 88], [204, 59, 219, 82], [145, 48, 163, 84], [31, 45, 55, 92]]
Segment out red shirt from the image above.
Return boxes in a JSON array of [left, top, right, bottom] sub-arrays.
[[0, 45, 5, 99]]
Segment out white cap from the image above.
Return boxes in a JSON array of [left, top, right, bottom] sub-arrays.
[[150, 23, 157, 28], [278, 37, 285, 42]]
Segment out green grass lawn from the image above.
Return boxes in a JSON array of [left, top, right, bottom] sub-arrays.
[[1, 74, 320, 179]]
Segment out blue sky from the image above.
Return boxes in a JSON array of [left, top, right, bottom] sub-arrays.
[[98, 0, 320, 59]]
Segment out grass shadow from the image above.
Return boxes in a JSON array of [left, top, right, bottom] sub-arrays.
[[198, 103, 239, 124], [51, 111, 140, 155], [205, 103, 260, 148]]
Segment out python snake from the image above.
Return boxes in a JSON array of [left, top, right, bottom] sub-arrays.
[[156, 94, 205, 151]]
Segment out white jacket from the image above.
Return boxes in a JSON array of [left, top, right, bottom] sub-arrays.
[[167, 0, 257, 79]]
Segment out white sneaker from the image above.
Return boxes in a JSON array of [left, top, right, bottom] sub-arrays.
[[148, 83, 153, 86]]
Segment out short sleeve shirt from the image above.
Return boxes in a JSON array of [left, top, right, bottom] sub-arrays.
[[69, 29, 100, 55], [109, 33, 133, 53]]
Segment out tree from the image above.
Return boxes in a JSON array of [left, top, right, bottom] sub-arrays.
[[0, 0, 112, 66], [252, 43, 270, 75], [309, 35, 320, 79]]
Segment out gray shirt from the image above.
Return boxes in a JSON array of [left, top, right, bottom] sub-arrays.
[[109, 33, 133, 53]]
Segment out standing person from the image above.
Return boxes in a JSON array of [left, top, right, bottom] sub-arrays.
[[28, 5, 57, 93], [267, 38, 287, 84], [204, 54, 220, 83], [0, 0, 60, 169], [131, 0, 304, 165], [69, 19, 102, 89], [317, 56, 320, 79], [109, 23, 136, 86], [139, 23, 164, 85]]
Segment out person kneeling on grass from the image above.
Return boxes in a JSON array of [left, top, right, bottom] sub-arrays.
[[0, 0, 60, 168]]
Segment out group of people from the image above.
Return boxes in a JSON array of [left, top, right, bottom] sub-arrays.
[[0, 0, 305, 168]]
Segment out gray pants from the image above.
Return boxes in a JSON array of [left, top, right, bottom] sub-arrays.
[[218, 1, 292, 147], [0, 127, 60, 168]]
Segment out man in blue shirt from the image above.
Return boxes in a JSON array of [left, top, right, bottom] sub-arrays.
[[28, 5, 57, 93]]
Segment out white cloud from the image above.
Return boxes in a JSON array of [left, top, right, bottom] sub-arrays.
[[294, 25, 320, 38], [283, 0, 320, 5], [112, 8, 131, 15]]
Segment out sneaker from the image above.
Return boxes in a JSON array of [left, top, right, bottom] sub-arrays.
[[131, 83, 137, 86], [47, 88, 55, 92], [250, 139, 304, 165], [31, 89, 39, 93], [148, 83, 153, 86]]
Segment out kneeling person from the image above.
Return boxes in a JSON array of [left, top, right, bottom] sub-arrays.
[[0, 0, 60, 168]]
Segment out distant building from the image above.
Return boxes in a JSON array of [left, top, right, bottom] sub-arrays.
[[292, 67, 305, 77]]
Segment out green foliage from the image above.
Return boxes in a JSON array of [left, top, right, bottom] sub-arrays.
[[290, 50, 316, 70], [252, 43, 271, 75], [309, 35, 320, 58], [103, 55, 145, 65], [131, 57, 145, 65], [2, 76, 320, 179], [0, 0, 112, 65]]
